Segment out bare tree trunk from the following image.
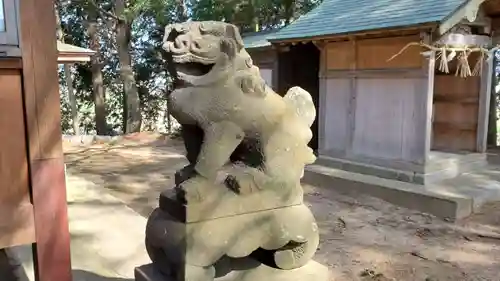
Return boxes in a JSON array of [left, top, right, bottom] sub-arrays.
[[64, 64, 79, 135], [176, 0, 188, 21], [250, 0, 259, 32], [166, 110, 172, 134], [284, 0, 295, 25], [55, 6, 80, 135], [88, 6, 108, 135], [116, 0, 142, 133]]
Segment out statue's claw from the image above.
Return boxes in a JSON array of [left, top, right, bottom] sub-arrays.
[[224, 173, 257, 195]]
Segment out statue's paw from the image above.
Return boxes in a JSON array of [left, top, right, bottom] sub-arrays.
[[251, 228, 320, 270], [182, 264, 215, 281], [177, 176, 210, 203], [224, 173, 258, 195]]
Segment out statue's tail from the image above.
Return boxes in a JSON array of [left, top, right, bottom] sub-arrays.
[[283, 86, 316, 128]]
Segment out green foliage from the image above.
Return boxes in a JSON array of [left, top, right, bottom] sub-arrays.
[[58, 0, 322, 135]]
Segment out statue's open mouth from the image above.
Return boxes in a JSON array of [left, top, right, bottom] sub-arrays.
[[174, 62, 215, 77]]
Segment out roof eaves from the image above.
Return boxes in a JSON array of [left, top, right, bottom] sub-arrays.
[[267, 0, 468, 42], [56, 41, 95, 64], [242, 29, 279, 49], [57, 41, 96, 55], [438, 0, 486, 35], [267, 22, 440, 43], [245, 41, 272, 49]]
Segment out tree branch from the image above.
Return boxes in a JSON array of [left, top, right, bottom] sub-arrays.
[[85, 0, 121, 22]]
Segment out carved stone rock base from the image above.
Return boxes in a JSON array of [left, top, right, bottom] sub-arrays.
[[145, 203, 320, 273], [135, 258, 330, 281]]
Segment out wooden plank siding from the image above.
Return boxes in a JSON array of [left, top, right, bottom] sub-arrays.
[[356, 35, 423, 69], [351, 78, 425, 161], [325, 35, 423, 71], [325, 40, 354, 70], [19, 0, 72, 281], [320, 78, 351, 152], [248, 48, 278, 90], [322, 34, 483, 154], [432, 72, 481, 152], [430, 53, 481, 152], [319, 34, 430, 165]]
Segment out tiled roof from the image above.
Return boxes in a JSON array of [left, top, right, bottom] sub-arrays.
[[57, 41, 95, 54], [267, 0, 468, 41], [242, 29, 278, 49]]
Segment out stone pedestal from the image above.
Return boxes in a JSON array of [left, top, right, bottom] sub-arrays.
[[137, 189, 327, 281], [135, 259, 329, 281]]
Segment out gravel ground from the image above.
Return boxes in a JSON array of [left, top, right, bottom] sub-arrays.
[[64, 133, 500, 281]]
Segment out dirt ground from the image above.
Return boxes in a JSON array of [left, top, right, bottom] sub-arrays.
[[64, 133, 500, 281]]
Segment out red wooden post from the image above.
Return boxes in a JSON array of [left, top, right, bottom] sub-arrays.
[[19, 0, 73, 280]]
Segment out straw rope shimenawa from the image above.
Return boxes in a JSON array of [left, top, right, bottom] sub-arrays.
[[388, 41, 499, 78]]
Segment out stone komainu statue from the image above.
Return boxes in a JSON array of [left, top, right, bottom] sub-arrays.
[[135, 21, 329, 281]]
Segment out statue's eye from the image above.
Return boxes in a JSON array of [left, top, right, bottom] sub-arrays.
[[245, 58, 253, 68]]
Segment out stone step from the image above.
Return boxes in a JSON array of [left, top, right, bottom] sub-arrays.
[[315, 153, 487, 185], [303, 164, 500, 221]]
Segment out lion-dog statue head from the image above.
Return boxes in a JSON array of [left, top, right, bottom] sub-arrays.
[[163, 21, 252, 87]]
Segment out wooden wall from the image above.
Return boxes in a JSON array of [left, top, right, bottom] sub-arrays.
[[321, 78, 350, 151], [325, 35, 423, 70], [249, 48, 276, 68], [0, 66, 35, 249], [432, 58, 481, 152], [247, 48, 278, 90], [352, 78, 425, 161], [319, 34, 430, 165]]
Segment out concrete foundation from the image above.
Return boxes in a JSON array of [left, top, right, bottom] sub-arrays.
[[317, 150, 487, 185], [304, 156, 500, 221]]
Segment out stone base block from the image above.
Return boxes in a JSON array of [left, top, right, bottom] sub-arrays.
[[145, 204, 319, 271], [159, 176, 303, 223], [135, 258, 330, 281]]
